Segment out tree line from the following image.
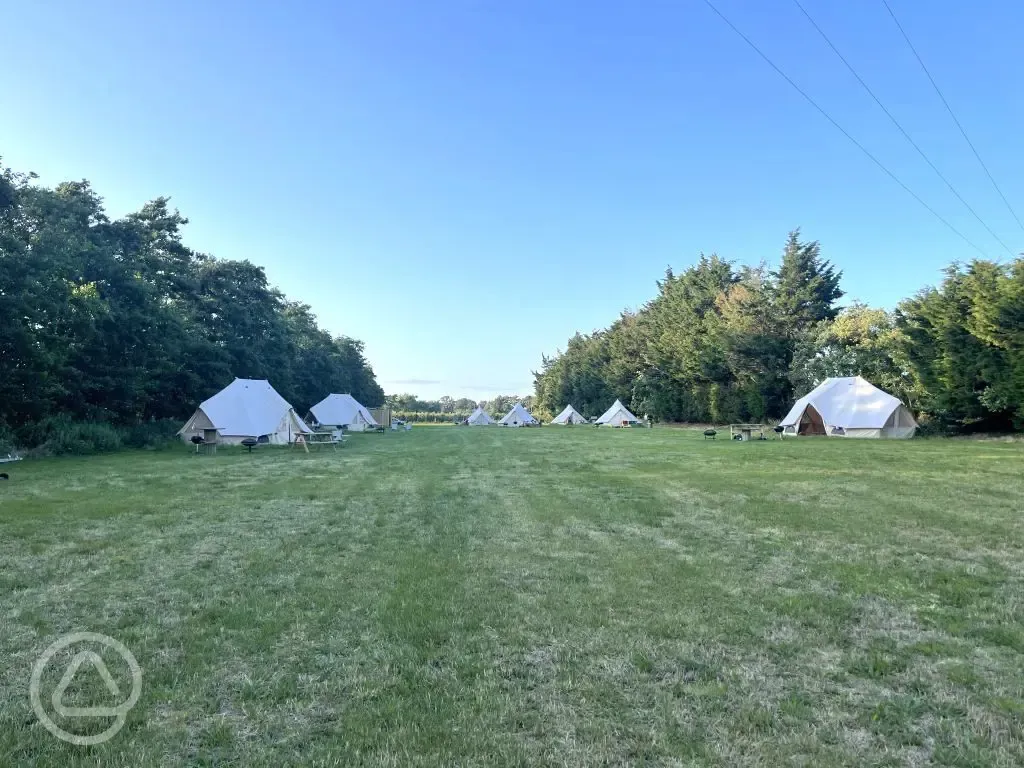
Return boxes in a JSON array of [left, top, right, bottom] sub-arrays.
[[0, 161, 383, 450], [386, 394, 539, 423], [533, 231, 1024, 432], [5, 156, 1019, 448]]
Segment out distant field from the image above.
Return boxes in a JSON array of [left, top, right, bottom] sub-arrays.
[[1, 429, 1022, 766]]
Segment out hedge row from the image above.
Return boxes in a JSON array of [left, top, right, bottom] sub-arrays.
[[1, 416, 181, 456], [392, 411, 474, 424]]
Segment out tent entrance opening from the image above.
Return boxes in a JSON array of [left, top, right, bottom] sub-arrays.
[[798, 405, 826, 435]]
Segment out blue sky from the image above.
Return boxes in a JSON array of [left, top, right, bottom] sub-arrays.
[[4, 0, 1022, 401]]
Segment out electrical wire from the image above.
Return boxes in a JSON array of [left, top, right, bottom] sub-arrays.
[[793, 0, 1015, 257], [881, 0, 1024, 235], [699, 0, 988, 257]]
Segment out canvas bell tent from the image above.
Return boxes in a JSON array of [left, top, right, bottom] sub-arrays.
[[780, 376, 917, 439], [551, 405, 588, 425], [308, 393, 378, 432], [466, 407, 494, 425], [178, 378, 311, 445], [499, 403, 539, 427], [596, 399, 640, 427]]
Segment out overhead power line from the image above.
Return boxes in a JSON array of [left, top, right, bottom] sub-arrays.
[[699, 0, 988, 257], [881, 0, 1024, 236], [793, 0, 1015, 257]]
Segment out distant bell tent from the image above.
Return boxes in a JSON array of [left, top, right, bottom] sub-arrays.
[[499, 403, 539, 427], [550, 405, 588, 425], [596, 399, 640, 427], [178, 378, 312, 445], [307, 393, 378, 433], [779, 376, 917, 439], [466, 407, 494, 426]]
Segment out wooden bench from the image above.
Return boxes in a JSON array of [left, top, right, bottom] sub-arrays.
[[293, 432, 344, 452]]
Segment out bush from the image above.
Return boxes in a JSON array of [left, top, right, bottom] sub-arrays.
[[45, 420, 123, 455], [0, 424, 15, 455], [124, 419, 181, 449], [17, 415, 123, 456], [913, 415, 952, 438], [11, 415, 182, 455], [393, 410, 472, 424]]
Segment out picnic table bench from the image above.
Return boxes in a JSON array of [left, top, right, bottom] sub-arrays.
[[729, 423, 766, 441], [293, 431, 344, 452]]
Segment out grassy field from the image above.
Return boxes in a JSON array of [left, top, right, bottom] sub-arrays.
[[1, 428, 1022, 766]]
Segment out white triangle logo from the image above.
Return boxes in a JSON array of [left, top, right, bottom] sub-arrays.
[[51, 651, 122, 718]]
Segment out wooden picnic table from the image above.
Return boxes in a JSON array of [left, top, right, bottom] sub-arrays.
[[729, 423, 765, 441], [293, 431, 344, 452]]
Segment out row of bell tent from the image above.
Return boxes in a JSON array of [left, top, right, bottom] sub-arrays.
[[467, 399, 641, 427], [177, 379, 378, 445], [554, 379, 915, 437], [464, 404, 541, 427], [178, 375, 917, 443], [473, 378, 916, 438]]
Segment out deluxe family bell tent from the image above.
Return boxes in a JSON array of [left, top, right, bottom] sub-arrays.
[[551, 404, 588, 425], [500, 403, 538, 426], [596, 399, 640, 427], [779, 376, 917, 439], [466, 407, 493, 425], [178, 378, 311, 445], [308, 393, 378, 432]]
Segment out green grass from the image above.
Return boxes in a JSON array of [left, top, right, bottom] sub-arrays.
[[1, 428, 1023, 766]]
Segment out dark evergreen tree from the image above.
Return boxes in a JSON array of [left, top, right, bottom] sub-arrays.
[[0, 160, 385, 444], [773, 230, 844, 330]]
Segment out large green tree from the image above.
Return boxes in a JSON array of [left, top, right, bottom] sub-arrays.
[[0, 160, 384, 441], [536, 233, 849, 425], [773, 230, 844, 332], [898, 261, 1024, 429], [791, 304, 922, 408]]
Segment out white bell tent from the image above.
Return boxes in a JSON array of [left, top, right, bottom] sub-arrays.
[[178, 378, 311, 445], [499, 403, 539, 427], [550, 405, 588, 425], [780, 376, 917, 439], [308, 393, 378, 432], [596, 399, 640, 427], [466, 407, 494, 426]]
